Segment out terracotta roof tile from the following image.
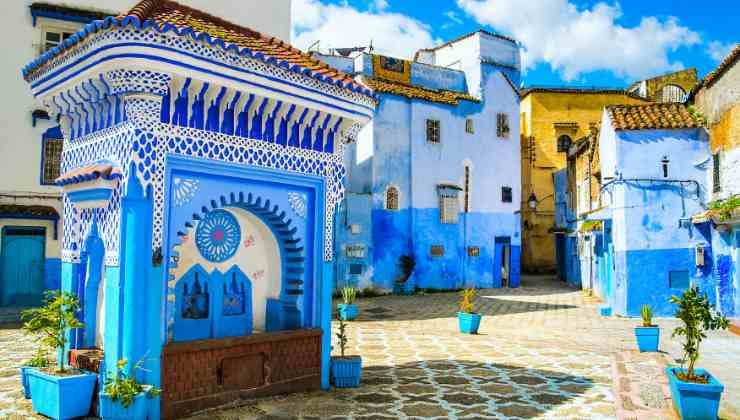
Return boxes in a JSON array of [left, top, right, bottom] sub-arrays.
[[56, 161, 122, 186], [521, 86, 651, 101], [606, 103, 703, 131], [361, 77, 478, 105], [702, 43, 740, 88]]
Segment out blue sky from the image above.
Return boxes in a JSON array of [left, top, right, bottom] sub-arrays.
[[292, 0, 738, 88]]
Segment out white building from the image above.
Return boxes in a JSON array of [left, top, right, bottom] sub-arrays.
[[0, 0, 290, 311]]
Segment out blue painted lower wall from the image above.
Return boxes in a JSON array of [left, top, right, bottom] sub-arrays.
[[43, 258, 61, 291], [711, 226, 738, 317]]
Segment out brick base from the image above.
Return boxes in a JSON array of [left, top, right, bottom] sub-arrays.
[[162, 329, 322, 419]]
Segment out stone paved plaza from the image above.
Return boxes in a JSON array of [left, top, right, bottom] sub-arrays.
[[1, 275, 738, 419]]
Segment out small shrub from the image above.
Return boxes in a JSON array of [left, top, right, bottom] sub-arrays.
[[23, 349, 50, 368], [640, 304, 653, 327], [341, 287, 358, 305], [459, 288, 478, 314], [670, 285, 729, 382], [103, 359, 160, 409], [708, 195, 740, 221], [21, 291, 83, 373], [335, 314, 349, 357]]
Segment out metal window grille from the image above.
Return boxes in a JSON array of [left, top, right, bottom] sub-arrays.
[[386, 186, 399, 210], [465, 118, 474, 134], [501, 186, 512, 203], [439, 196, 459, 224], [496, 113, 510, 138], [41, 138, 63, 185], [713, 153, 721, 193], [467, 246, 480, 257], [426, 119, 440, 143]]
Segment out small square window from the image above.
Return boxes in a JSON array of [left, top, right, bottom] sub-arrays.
[[42, 29, 74, 53], [669, 270, 690, 289], [468, 246, 480, 257], [430, 245, 444, 257], [345, 244, 366, 259], [465, 118, 474, 134], [426, 119, 440, 143], [496, 113, 510, 138], [501, 186, 513, 203], [349, 264, 364, 275]]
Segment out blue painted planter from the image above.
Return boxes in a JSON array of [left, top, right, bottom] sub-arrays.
[[634, 326, 660, 352], [330, 356, 362, 388], [458, 312, 482, 334], [338, 303, 359, 321], [19, 367, 34, 399], [27, 368, 97, 419], [99, 390, 148, 420], [666, 367, 724, 420]]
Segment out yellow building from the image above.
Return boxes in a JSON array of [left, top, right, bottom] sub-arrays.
[[519, 88, 650, 273]]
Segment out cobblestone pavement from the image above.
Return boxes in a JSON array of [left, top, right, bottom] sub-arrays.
[[1, 276, 738, 419]]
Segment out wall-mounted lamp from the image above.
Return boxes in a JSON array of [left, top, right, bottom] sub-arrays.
[[528, 193, 538, 209]]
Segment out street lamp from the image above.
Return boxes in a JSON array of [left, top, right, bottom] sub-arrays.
[[528, 193, 538, 210]]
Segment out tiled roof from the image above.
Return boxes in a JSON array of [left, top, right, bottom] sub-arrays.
[[24, 0, 370, 95], [56, 161, 123, 186], [361, 77, 478, 105], [606, 103, 703, 131], [702, 43, 740, 88], [520, 86, 651, 101], [414, 30, 517, 60]]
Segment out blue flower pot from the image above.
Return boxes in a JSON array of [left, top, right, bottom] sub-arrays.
[[666, 367, 724, 420], [330, 356, 362, 388], [634, 326, 660, 352], [338, 303, 359, 321], [20, 366, 34, 399], [27, 368, 97, 419], [99, 390, 148, 420], [458, 312, 482, 334]]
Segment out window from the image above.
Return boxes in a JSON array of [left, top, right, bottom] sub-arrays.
[[669, 270, 690, 289], [713, 153, 721, 193], [41, 137, 63, 185], [426, 119, 440, 143], [496, 113, 510, 138], [465, 118, 474, 134], [385, 186, 399, 210], [42, 29, 74, 53], [440, 196, 459, 223], [345, 245, 366, 259], [557, 135, 572, 152], [501, 186, 512, 203], [660, 85, 687, 103], [467, 246, 480, 257], [349, 264, 364, 275], [430, 245, 445, 257], [661, 156, 670, 178], [463, 166, 471, 213]]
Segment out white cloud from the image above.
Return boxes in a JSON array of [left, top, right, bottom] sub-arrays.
[[371, 0, 389, 12], [457, 0, 700, 81], [445, 11, 464, 25], [292, 0, 440, 58], [707, 41, 737, 62]]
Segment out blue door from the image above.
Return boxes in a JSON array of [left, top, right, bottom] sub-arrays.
[[1, 227, 46, 307]]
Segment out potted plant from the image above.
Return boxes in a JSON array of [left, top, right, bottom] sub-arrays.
[[19, 349, 49, 399], [338, 286, 359, 321], [21, 291, 97, 419], [99, 358, 160, 420], [665, 285, 729, 420], [393, 255, 416, 295], [330, 315, 362, 388], [634, 304, 660, 352], [458, 288, 482, 334]]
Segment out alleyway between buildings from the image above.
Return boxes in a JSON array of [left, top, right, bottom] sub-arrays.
[[1, 276, 738, 419]]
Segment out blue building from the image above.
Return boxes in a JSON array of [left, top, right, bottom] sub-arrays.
[[564, 103, 714, 316], [23, 0, 373, 417], [319, 31, 522, 291]]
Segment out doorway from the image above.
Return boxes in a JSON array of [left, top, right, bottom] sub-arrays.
[[495, 236, 511, 288], [0, 226, 46, 307]]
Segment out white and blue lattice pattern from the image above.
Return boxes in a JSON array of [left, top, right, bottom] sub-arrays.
[[195, 209, 241, 263]]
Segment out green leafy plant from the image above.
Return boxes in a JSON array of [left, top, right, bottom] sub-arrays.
[[708, 195, 740, 221], [23, 349, 50, 368], [670, 285, 729, 382], [640, 304, 654, 327], [459, 288, 478, 314], [103, 358, 160, 409], [396, 255, 416, 284], [341, 287, 358, 305], [335, 314, 349, 358], [21, 291, 83, 373]]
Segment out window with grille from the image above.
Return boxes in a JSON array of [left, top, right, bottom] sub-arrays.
[[467, 246, 480, 257], [496, 113, 510, 138], [439, 196, 459, 224], [41, 137, 63, 185], [430, 245, 444, 257], [426, 119, 440, 143], [464, 166, 471, 213], [557, 135, 572, 152], [42, 29, 74, 53], [465, 118, 474, 134], [501, 186, 512, 203], [386, 186, 399, 210], [713, 153, 721, 193]]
